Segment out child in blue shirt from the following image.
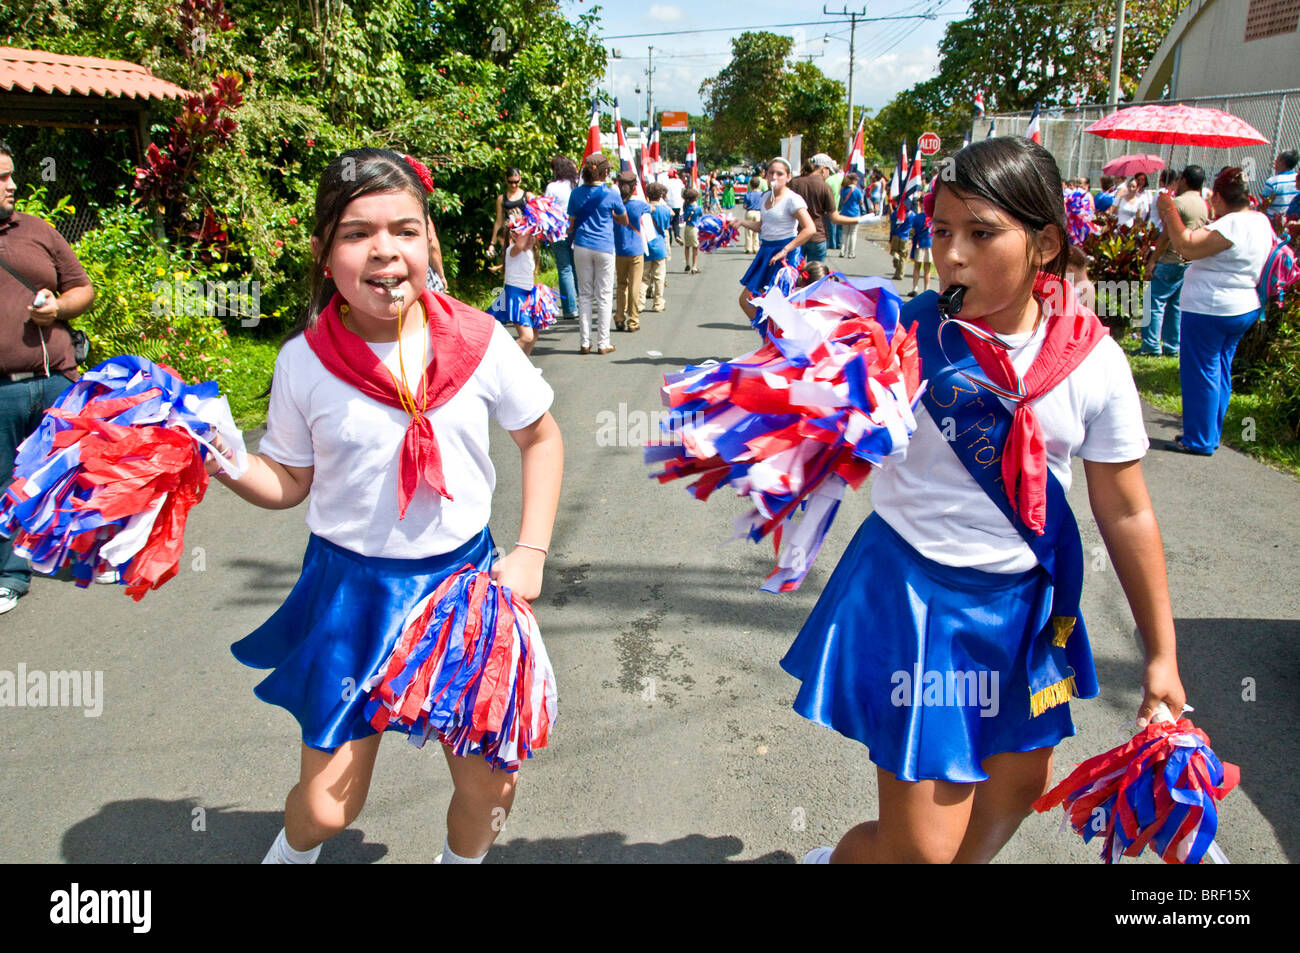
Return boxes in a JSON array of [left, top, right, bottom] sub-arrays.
[[888, 203, 911, 280], [641, 182, 672, 312], [908, 198, 933, 296], [681, 188, 702, 274], [838, 172, 865, 259]]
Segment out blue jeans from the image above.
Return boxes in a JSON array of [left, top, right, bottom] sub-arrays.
[[1142, 262, 1186, 355], [551, 239, 579, 317], [828, 222, 841, 250], [1179, 308, 1260, 454], [0, 374, 76, 594], [804, 240, 828, 263]]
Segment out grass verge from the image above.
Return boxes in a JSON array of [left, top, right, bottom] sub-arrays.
[[1121, 337, 1300, 478]]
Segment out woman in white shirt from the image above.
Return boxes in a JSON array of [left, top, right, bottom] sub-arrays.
[[1157, 166, 1275, 455], [1113, 174, 1151, 229], [733, 156, 816, 322], [544, 155, 580, 319]]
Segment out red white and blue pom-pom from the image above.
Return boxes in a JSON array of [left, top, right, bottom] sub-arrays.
[[647, 276, 922, 591], [0, 356, 247, 600], [697, 215, 740, 253], [361, 567, 557, 771], [511, 195, 569, 243], [1034, 704, 1239, 864], [1065, 189, 1098, 246], [522, 284, 559, 329]]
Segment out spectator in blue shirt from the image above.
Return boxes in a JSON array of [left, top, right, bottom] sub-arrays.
[[1262, 150, 1298, 223], [838, 172, 865, 259]]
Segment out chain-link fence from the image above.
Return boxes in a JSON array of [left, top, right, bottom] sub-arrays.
[[0, 124, 139, 244], [978, 88, 1300, 192]]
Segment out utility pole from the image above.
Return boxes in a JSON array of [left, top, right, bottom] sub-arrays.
[[647, 45, 655, 129], [1107, 0, 1126, 111], [824, 5, 866, 153]]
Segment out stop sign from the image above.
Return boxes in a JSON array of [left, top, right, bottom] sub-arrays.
[[918, 132, 941, 155]]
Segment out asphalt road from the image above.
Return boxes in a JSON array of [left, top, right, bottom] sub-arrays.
[[2, 235, 1296, 864]]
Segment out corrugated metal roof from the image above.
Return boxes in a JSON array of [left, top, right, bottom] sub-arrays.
[[0, 46, 190, 100]]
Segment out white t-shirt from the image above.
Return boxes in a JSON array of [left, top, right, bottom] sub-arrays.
[[1114, 192, 1150, 229], [544, 179, 575, 212], [503, 243, 535, 289], [760, 190, 808, 241], [1179, 210, 1275, 316], [872, 324, 1149, 574], [258, 321, 553, 559], [665, 178, 684, 210]]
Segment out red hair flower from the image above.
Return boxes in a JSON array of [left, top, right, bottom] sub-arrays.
[[401, 154, 435, 194]]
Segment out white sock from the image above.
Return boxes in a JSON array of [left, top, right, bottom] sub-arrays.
[[801, 846, 833, 865], [438, 837, 486, 864], [262, 827, 321, 864]]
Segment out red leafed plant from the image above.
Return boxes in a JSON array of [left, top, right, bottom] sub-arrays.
[[133, 71, 243, 256]]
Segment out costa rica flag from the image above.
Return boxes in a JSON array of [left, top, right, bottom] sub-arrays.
[[1026, 102, 1042, 145], [583, 99, 601, 162]]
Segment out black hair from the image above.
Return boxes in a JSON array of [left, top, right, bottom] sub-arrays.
[[551, 154, 578, 184], [505, 167, 522, 180], [288, 148, 430, 340], [0, 139, 11, 159], [933, 135, 1069, 278], [1278, 150, 1298, 171], [682, 187, 699, 203], [1181, 164, 1205, 191], [1158, 169, 1178, 188]]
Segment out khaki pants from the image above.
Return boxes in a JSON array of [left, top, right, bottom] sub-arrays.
[[889, 235, 907, 279], [615, 255, 644, 329], [639, 257, 667, 311], [744, 210, 762, 252], [840, 222, 860, 257]]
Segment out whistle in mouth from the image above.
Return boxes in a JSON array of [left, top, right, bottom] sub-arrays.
[[937, 284, 966, 318]]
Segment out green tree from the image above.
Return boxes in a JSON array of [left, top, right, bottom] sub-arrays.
[[700, 32, 795, 161], [869, 0, 1188, 161]]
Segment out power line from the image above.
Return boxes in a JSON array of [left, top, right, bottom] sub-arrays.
[[599, 14, 937, 41]]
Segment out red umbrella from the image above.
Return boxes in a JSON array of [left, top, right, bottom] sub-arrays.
[[1086, 105, 1270, 148], [1102, 153, 1165, 177]]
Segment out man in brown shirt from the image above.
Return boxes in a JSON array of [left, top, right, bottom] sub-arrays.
[[1140, 164, 1208, 357], [787, 156, 834, 263], [0, 140, 95, 612]]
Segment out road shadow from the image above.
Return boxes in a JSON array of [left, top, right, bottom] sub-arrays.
[[60, 798, 387, 864], [1089, 617, 1298, 863], [486, 831, 791, 864]]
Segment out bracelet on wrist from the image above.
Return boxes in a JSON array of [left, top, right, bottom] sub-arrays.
[[515, 541, 548, 556]]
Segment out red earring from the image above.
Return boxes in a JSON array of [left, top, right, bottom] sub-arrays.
[[322, 266, 332, 278]]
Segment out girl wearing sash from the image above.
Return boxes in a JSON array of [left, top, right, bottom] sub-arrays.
[[734, 157, 816, 323], [783, 137, 1186, 863], [212, 149, 564, 864]]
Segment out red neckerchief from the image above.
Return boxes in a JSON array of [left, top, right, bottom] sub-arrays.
[[959, 272, 1108, 534], [305, 288, 496, 518]]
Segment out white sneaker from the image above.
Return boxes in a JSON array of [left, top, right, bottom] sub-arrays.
[[94, 569, 120, 585], [0, 587, 18, 615], [801, 846, 833, 864]]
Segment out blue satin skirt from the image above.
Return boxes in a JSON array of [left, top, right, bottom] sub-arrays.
[[740, 239, 803, 295], [232, 529, 495, 752], [780, 513, 1077, 783]]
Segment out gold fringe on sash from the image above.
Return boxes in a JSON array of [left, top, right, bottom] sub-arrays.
[[1052, 616, 1075, 648], [1029, 675, 1078, 718]]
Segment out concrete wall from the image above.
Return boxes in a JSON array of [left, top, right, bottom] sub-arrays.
[[1140, 0, 1300, 100]]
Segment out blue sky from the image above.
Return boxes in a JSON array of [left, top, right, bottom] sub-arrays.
[[565, 0, 972, 126]]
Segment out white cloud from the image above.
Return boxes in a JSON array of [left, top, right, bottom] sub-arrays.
[[648, 4, 684, 20]]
